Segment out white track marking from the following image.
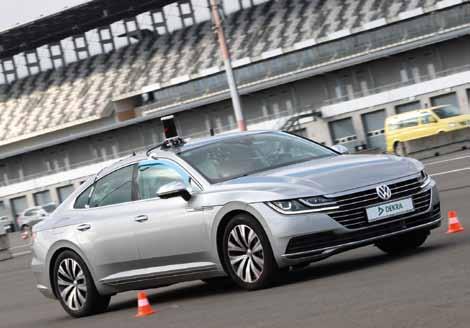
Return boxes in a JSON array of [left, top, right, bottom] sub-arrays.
[[425, 155, 470, 166], [430, 167, 470, 177]]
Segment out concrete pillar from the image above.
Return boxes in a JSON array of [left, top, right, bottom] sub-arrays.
[[456, 87, 470, 114], [0, 224, 12, 261]]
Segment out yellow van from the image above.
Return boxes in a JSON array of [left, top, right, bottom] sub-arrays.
[[385, 105, 470, 153]]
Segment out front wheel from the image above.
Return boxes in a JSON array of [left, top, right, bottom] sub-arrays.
[[375, 229, 430, 255], [222, 214, 278, 290], [53, 250, 110, 317]]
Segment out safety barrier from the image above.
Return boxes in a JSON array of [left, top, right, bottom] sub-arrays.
[[0, 223, 12, 261], [400, 128, 470, 160]]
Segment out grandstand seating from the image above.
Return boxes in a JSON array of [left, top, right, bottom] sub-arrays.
[[0, 0, 442, 143]]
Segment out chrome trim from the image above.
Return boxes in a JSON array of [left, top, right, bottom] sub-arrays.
[[101, 262, 217, 286], [324, 173, 420, 198], [266, 202, 340, 215], [282, 217, 441, 260], [298, 198, 337, 207], [420, 176, 432, 189]]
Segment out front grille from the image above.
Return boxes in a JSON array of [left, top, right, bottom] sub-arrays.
[[324, 178, 430, 229], [286, 204, 441, 256]]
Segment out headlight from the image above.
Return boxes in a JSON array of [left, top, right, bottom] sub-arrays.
[[270, 200, 309, 212], [268, 196, 337, 214], [299, 196, 334, 207], [419, 170, 431, 188]]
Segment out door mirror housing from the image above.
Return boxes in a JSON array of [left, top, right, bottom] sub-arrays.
[[157, 181, 191, 201], [331, 144, 350, 155]]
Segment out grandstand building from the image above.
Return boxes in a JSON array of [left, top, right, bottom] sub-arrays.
[[1, 0, 470, 225]]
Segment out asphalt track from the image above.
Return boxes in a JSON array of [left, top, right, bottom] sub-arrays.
[[1, 150, 469, 328]]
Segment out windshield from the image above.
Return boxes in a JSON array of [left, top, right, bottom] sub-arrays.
[[432, 106, 460, 119], [42, 204, 57, 213], [179, 132, 336, 183]]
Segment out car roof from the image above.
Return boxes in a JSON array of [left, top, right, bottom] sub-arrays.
[[386, 105, 449, 121], [96, 130, 275, 179]]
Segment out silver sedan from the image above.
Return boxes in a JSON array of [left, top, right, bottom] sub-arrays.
[[31, 131, 440, 317]]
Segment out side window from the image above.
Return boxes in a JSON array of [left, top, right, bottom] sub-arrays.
[[137, 163, 188, 200], [74, 185, 94, 209], [399, 117, 419, 129], [29, 209, 40, 216], [421, 113, 438, 124], [89, 165, 134, 207], [24, 210, 34, 217]]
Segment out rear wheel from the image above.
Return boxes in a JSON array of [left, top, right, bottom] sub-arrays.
[[375, 229, 430, 255], [53, 250, 110, 317], [221, 214, 278, 290]]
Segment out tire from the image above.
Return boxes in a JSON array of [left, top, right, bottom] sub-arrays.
[[375, 229, 430, 255], [221, 214, 278, 290], [53, 250, 110, 317]]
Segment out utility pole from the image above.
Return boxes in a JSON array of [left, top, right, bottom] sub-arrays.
[[209, 0, 247, 131]]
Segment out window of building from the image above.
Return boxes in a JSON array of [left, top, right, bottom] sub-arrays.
[[10, 196, 28, 220], [34, 190, 52, 206], [395, 101, 421, 114], [57, 185, 75, 203], [431, 93, 459, 111]]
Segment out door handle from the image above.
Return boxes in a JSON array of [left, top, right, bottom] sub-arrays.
[[134, 215, 149, 223], [77, 224, 91, 232]]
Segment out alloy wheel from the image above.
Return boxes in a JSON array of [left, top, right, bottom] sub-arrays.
[[227, 224, 265, 283], [57, 258, 87, 311]]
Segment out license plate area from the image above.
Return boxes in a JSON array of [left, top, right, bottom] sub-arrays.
[[366, 198, 414, 223]]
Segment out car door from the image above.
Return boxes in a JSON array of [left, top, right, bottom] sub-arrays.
[[73, 164, 141, 280], [399, 115, 420, 142], [419, 111, 440, 137], [132, 159, 212, 270]]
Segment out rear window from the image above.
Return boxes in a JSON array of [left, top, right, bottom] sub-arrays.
[[42, 204, 57, 213], [432, 106, 460, 119]]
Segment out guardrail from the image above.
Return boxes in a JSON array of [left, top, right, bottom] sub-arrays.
[[0, 223, 12, 261], [400, 128, 470, 160]]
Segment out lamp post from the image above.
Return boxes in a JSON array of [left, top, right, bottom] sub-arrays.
[[209, 0, 247, 131]]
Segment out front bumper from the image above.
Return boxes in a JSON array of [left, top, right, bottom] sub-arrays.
[[252, 178, 440, 266], [282, 204, 440, 260]]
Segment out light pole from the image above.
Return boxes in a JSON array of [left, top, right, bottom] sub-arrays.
[[209, 0, 247, 131]]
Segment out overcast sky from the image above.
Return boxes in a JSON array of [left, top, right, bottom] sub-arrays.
[[0, 0, 90, 32]]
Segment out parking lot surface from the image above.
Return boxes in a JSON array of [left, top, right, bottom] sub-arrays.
[[1, 151, 469, 328]]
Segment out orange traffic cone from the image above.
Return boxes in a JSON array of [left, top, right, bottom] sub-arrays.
[[446, 210, 464, 234], [135, 291, 155, 317]]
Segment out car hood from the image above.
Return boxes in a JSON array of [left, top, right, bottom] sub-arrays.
[[208, 155, 422, 202]]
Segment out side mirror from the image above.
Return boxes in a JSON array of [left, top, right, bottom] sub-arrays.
[[157, 181, 191, 201], [331, 144, 350, 155]]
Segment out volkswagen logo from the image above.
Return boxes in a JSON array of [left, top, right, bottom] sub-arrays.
[[376, 184, 392, 201]]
